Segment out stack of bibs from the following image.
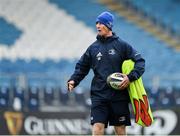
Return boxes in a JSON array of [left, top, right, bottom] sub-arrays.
[[122, 60, 153, 127]]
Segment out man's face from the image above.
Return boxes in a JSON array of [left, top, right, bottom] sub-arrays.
[[96, 22, 110, 36]]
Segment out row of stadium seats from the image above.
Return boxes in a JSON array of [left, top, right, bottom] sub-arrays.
[[0, 85, 90, 111], [146, 87, 180, 109], [0, 85, 180, 111], [126, 0, 180, 36]]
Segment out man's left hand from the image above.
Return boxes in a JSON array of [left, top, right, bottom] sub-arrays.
[[119, 74, 130, 90]]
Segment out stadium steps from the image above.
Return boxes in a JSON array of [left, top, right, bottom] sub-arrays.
[[98, 0, 180, 51]]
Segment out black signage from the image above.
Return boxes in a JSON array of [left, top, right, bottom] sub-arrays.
[[0, 109, 179, 135]]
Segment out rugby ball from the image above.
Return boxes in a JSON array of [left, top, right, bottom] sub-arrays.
[[107, 72, 124, 90]]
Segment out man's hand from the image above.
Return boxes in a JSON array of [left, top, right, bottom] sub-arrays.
[[67, 80, 75, 92], [119, 74, 130, 90]]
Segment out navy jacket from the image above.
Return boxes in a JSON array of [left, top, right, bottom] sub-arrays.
[[69, 33, 145, 101]]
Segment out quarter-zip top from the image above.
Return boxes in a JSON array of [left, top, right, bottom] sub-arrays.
[[69, 33, 145, 101]]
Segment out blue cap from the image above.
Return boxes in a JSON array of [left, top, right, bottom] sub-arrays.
[[96, 11, 114, 30]]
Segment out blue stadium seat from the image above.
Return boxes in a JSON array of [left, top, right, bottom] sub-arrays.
[[12, 87, 26, 110], [146, 87, 159, 108], [74, 87, 86, 105], [59, 88, 69, 105], [158, 88, 175, 107], [0, 86, 9, 99], [173, 87, 180, 106], [28, 86, 39, 99], [27, 86, 40, 110], [13, 87, 25, 102], [28, 98, 39, 111], [44, 86, 54, 105], [0, 98, 9, 109]]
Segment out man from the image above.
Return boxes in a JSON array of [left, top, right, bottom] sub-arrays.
[[67, 11, 145, 135]]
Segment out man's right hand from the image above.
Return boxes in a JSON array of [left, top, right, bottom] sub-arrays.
[[67, 80, 75, 92]]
